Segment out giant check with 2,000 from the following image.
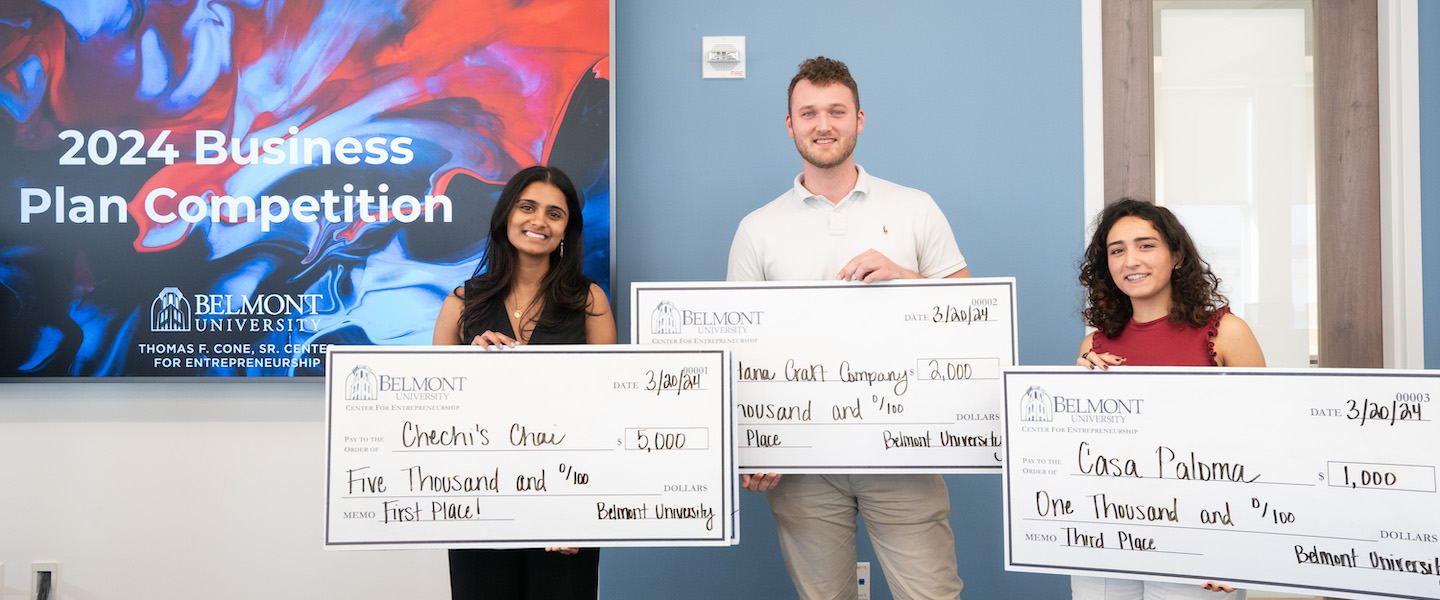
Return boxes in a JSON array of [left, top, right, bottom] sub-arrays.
[[633, 279, 1017, 473], [325, 346, 736, 549], [1003, 367, 1440, 600]]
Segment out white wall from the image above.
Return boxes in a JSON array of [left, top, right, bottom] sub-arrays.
[[0, 382, 447, 600]]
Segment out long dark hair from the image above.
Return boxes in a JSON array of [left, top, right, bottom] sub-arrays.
[[1079, 198, 1226, 339], [457, 166, 591, 336]]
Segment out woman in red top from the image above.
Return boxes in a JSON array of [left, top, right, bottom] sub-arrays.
[[1078, 198, 1264, 370], [1073, 198, 1265, 600]]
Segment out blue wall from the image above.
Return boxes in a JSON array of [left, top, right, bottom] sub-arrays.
[[606, 1, 1082, 598], [1423, 3, 1440, 370]]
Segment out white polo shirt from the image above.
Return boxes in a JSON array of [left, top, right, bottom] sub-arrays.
[[726, 165, 966, 282]]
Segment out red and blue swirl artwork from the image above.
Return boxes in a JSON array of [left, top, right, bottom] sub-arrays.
[[0, 0, 610, 376]]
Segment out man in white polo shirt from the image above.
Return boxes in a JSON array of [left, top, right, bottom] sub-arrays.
[[726, 56, 968, 600]]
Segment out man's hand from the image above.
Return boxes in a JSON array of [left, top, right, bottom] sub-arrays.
[[741, 473, 782, 492], [836, 249, 919, 283]]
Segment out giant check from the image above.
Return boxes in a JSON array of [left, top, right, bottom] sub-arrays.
[[1002, 367, 1440, 600], [325, 346, 736, 549], [633, 279, 1017, 473]]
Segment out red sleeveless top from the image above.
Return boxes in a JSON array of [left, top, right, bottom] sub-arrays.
[[1090, 306, 1229, 367]]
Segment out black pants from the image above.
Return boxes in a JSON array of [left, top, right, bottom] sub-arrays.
[[448, 548, 600, 600]]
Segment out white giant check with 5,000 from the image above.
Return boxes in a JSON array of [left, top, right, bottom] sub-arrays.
[[1002, 367, 1440, 600], [324, 346, 736, 549], [632, 278, 1017, 473]]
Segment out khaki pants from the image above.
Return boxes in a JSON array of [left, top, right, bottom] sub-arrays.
[[767, 474, 964, 600]]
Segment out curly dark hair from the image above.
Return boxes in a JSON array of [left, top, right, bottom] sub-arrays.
[[788, 56, 859, 112], [455, 166, 594, 337], [1079, 198, 1227, 339]]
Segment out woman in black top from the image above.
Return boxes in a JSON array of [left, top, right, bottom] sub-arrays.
[[432, 165, 615, 599]]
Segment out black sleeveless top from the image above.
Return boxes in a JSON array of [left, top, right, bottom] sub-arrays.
[[462, 298, 587, 345]]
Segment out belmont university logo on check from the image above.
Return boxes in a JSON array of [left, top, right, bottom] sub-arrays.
[[1017, 385, 1145, 425], [646, 300, 765, 343], [345, 365, 378, 402]]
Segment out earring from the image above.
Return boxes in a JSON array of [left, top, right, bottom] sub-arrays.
[[559, 240, 565, 257]]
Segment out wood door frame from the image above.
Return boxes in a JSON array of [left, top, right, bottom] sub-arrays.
[[1314, 0, 1383, 368], [1082, 0, 1423, 368]]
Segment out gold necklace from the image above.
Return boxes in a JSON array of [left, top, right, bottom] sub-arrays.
[[510, 292, 533, 319], [508, 292, 536, 345]]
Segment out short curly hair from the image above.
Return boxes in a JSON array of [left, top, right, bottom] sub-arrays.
[[788, 56, 860, 112], [1079, 198, 1227, 339]]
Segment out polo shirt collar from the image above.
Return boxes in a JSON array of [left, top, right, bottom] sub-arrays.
[[792, 165, 872, 208]]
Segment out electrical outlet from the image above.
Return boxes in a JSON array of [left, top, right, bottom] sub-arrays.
[[32, 562, 58, 600]]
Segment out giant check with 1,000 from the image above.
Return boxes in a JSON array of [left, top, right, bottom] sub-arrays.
[[633, 279, 1017, 473], [1002, 367, 1440, 600], [325, 346, 735, 549]]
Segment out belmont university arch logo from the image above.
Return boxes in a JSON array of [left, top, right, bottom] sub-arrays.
[[1019, 386, 1054, 422], [151, 287, 192, 332], [651, 301, 681, 334], [345, 365, 378, 402]]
